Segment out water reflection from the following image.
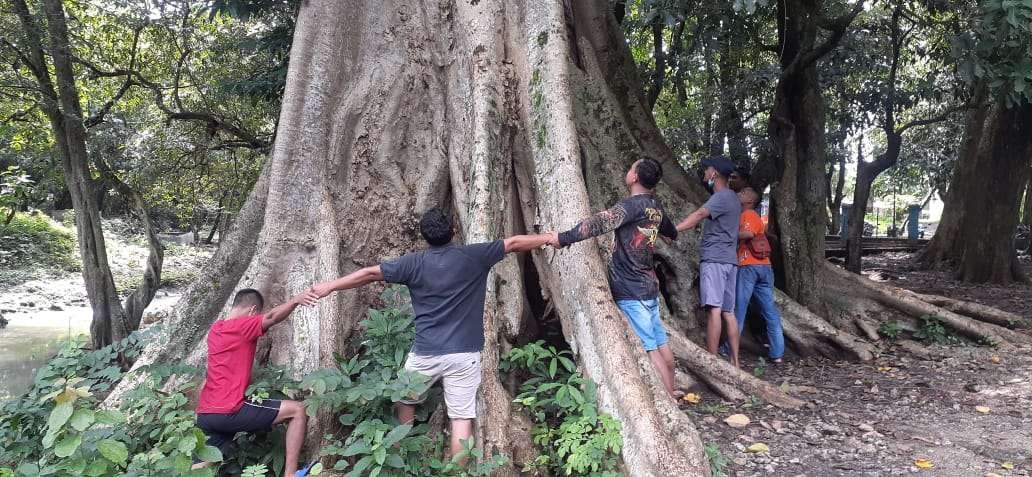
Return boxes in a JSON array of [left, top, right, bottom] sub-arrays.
[[0, 308, 90, 400]]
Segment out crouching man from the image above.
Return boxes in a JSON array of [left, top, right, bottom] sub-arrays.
[[194, 288, 318, 476]]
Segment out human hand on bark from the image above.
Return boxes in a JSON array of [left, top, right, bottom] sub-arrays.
[[310, 283, 334, 299]]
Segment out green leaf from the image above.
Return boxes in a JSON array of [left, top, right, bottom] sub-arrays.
[[196, 445, 223, 463], [15, 463, 38, 477], [385, 454, 404, 468], [46, 402, 74, 435], [95, 410, 126, 425], [341, 440, 371, 457], [54, 434, 82, 458], [309, 462, 324, 475], [381, 424, 411, 448], [178, 433, 198, 454], [373, 446, 387, 466], [345, 456, 373, 477], [84, 459, 107, 477], [549, 358, 557, 378], [97, 438, 129, 465], [69, 409, 95, 432]]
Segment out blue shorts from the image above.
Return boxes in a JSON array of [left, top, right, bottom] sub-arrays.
[[616, 299, 668, 351]]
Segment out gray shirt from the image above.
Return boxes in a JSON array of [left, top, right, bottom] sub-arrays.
[[700, 188, 741, 264], [381, 240, 504, 355]]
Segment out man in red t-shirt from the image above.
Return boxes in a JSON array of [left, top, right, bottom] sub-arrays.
[[194, 288, 318, 476]]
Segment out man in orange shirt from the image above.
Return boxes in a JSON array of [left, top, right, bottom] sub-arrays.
[[733, 188, 784, 362]]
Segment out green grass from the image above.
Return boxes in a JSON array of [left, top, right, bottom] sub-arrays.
[[0, 213, 78, 285]]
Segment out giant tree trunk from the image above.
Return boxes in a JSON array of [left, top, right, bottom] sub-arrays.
[[922, 98, 1031, 283], [104, 0, 1029, 475]]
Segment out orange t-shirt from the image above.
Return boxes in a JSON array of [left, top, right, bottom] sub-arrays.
[[738, 209, 770, 266]]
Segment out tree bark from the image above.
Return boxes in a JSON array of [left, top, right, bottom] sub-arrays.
[[13, 0, 134, 349], [645, 18, 666, 109], [767, 0, 860, 313]]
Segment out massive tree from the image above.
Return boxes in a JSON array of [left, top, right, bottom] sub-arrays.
[[106, 0, 1028, 474]]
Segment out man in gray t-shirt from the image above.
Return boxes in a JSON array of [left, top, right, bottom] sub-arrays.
[[676, 156, 743, 367], [311, 208, 555, 457]]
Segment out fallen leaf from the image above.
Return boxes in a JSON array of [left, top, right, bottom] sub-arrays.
[[915, 458, 934, 469], [975, 406, 991, 414], [682, 393, 700, 404], [990, 356, 1001, 364], [1001, 462, 1014, 470], [724, 414, 750, 428], [746, 443, 769, 453]]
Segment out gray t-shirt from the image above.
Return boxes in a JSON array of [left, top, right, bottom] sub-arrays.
[[380, 240, 505, 355], [700, 189, 741, 264]]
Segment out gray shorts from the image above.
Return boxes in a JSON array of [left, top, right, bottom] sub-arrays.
[[700, 262, 737, 313], [400, 351, 482, 419]]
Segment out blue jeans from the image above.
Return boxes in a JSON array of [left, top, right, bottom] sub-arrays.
[[734, 265, 785, 360], [616, 299, 668, 351]]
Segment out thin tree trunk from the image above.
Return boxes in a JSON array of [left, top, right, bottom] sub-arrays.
[[14, 0, 132, 349], [1022, 164, 1032, 227], [646, 19, 666, 109]]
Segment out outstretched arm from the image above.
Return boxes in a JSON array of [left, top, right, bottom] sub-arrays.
[[557, 202, 631, 247], [675, 207, 710, 232], [311, 265, 385, 298], [261, 290, 320, 331], [504, 233, 557, 253]]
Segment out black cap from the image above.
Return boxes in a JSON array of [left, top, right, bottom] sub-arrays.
[[701, 155, 736, 177]]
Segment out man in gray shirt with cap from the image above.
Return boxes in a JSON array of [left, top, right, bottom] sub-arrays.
[[675, 155, 742, 367]]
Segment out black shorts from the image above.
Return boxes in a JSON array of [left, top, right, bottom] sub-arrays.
[[196, 399, 282, 452]]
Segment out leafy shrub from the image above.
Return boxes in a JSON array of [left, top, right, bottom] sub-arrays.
[[0, 328, 221, 477], [501, 342, 623, 476], [0, 213, 77, 277], [877, 321, 904, 339], [303, 286, 507, 476], [914, 315, 960, 345]]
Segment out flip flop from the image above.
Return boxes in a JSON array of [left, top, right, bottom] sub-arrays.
[[294, 460, 318, 477]]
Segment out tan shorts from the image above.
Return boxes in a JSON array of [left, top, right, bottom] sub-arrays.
[[400, 351, 482, 419]]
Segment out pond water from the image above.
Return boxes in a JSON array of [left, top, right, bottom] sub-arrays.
[[0, 291, 182, 401]]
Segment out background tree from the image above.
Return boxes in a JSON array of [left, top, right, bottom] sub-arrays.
[[919, 0, 1032, 283]]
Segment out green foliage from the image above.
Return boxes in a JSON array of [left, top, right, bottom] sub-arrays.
[[955, 0, 1032, 106], [305, 286, 506, 477], [0, 213, 77, 279], [704, 442, 728, 477], [752, 357, 766, 378], [914, 315, 960, 345], [501, 341, 623, 476], [878, 320, 904, 339], [0, 166, 33, 216], [0, 328, 219, 477]]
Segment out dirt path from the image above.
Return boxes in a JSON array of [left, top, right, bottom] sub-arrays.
[[686, 253, 1032, 477]]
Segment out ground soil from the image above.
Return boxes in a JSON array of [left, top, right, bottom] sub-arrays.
[[686, 253, 1032, 477]]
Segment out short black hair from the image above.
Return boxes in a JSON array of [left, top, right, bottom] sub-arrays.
[[419, 208, 454, 246], [232, 288, 264, 311], [635, 158, 663, 189]]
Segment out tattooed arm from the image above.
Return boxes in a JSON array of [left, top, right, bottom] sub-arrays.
[[557, 201, 633, 248]]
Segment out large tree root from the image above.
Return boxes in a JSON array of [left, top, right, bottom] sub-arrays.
[[664, 326, 804, 407], [912, 293, 1026, 329], [825, 264, 1031, 347]]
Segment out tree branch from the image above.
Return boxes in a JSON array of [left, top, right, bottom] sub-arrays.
[[801, 0, 865, 68], [895, 104, 967, 136]]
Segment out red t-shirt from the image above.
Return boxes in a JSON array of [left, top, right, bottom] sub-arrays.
[[197, 315, 265, 414]]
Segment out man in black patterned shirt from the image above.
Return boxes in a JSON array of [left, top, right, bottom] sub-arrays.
[[554, 158, 679, 398]]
